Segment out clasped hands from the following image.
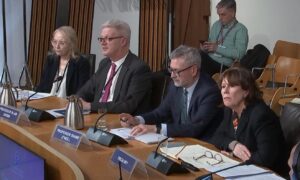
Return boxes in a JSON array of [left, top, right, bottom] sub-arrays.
[[199, 41, 218, 53], [119, 113, 157, 136]]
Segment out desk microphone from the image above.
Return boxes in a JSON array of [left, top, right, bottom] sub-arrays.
[[154, 137, 169, 158], [146, 137, 189, 175], [93, 110, 108, 133], [86, 104, 127, 147], [195, 161, 250, 180], [24, 89, 55, 122]]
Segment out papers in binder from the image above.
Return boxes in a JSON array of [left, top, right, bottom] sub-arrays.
[[110, 127, 173, 144], [160, 144, 239, 170]]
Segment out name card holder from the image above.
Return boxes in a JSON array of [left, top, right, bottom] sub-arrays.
[[51, 124, 91, 150], [111, 148, 148, 179], [0, 104, 31, 126], [86, 127, 128, 147]]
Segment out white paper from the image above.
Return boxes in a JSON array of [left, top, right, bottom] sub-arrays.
[[214, 165, 285, 180], [110, 127, 173, 144], [160, 144, 239, 170], [47, 108, 90, 118], [15, 89, 51, 100], [291, 98, 300, 104]]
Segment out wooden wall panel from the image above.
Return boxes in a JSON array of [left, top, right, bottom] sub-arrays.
[[172, 0, 210, 49], [28, 0, 57, 85], [139, 0, 169, 72], [69, 0, 94, 54]]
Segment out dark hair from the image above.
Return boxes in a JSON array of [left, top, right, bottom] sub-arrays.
[[293, 143, 300, 179], [220, 67, 262, 105], [217, 0, 236, 12]]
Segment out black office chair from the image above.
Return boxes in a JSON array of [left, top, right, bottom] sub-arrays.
[[81, 54, 96, 77], [150, 71, 171, 110]]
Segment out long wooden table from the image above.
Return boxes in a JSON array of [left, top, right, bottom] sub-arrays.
[[21, 96, 226, 179]]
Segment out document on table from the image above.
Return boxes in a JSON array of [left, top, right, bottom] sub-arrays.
[[160, 144, 284, 180], [14, 89, 52, 100], [110, 127, 173, 144], [160, 144, 239, 170], [213, 164, 285, 180], [46, 108, 90, 118]]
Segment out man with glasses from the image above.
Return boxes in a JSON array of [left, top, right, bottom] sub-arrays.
[[120, 45, 222, 140], [200, 0, 248, 76], [77, 19, 152, 114]]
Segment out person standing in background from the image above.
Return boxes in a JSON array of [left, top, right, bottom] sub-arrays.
[[200, 0, 248, 76], [36, 26, 90, 98]]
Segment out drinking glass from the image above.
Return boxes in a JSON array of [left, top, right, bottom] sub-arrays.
[[96, 108, 108, 131], [20, 90, 29, 110]]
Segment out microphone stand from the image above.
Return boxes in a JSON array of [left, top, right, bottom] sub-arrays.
[[118, 161, 123, 180], [0, 0, 12, 86], [18, 0, 34, 90]]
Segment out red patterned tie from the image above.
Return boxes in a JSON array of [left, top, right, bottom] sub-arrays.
[[100, 63, 116, 102]]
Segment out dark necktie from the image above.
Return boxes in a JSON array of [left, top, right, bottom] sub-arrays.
[[100, 63, 116, 102], [180, 89, 188, 124]]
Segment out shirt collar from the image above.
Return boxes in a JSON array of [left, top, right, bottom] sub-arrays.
[[184, 77, 199, 96], [111, 52, 128, 68]]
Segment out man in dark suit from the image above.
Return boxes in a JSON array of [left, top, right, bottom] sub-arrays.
[[120, 45, 222, 140], [77, 19, 151, 114]]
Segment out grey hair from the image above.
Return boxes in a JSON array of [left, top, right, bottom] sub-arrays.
[[101, 19, 131, 44], [169, 45, 201, 69], [52, 26, 79, 59], [217, 0, 236, 12]]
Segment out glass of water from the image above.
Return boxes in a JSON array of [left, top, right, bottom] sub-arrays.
[[96, 108, 108, 131], [20, 90, 29, 110]]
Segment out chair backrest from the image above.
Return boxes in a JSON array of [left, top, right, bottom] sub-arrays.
[[274, 56, 300, 84], [81, 54, 96, 77], [273, 40, 300, 59], [280, 102, 300, 150], [150, 71, 171, 110]]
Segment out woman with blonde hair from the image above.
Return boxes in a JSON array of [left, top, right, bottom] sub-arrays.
[[36, 26, 90, 98]]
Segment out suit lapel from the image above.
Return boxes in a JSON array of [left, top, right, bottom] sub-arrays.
[[65, 58, 75, 90], [235, 107, 251, 137], [112, 53, 131, 101]]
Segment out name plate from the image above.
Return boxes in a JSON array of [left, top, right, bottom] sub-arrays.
[[0, 104, 30, 126], [0, 104, 20, 123], [52, 124, 90, 149], [111, 148, 138, 173]]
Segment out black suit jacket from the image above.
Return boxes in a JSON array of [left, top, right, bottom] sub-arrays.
[[211, 101, 288, 175], [141, 73, 222, 140], [77, 51, 152, 114], [36, 54, 90, 96]]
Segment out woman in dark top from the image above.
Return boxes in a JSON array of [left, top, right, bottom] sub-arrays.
[[36, 26, 90, 98], [211, 67, 288, 176]]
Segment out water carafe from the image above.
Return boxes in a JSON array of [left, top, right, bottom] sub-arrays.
[[0, 83, 17, 107], [64, 95, 84, 130]]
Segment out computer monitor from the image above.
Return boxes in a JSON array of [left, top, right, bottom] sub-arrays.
[[0, 134, 45, 180]]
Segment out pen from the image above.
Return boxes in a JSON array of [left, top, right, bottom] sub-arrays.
[[181, 161, 200, 172]]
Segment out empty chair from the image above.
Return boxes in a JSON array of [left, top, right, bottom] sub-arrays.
[[259, 56, 300, 115]]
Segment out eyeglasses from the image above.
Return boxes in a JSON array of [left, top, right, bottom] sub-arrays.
[[168, 64, 195, 77], [51, 40, 67, 47], [193, 151, 224, 166], [97, 36, 123, 43]]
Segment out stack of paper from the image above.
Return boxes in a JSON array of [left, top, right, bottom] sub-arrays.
[[110, 127, 172, 144]]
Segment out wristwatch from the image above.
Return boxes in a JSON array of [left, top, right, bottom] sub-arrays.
[[156, 123, 161, 134]]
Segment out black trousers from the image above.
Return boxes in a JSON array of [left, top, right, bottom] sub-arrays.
[[200, 50, 228, 76]]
